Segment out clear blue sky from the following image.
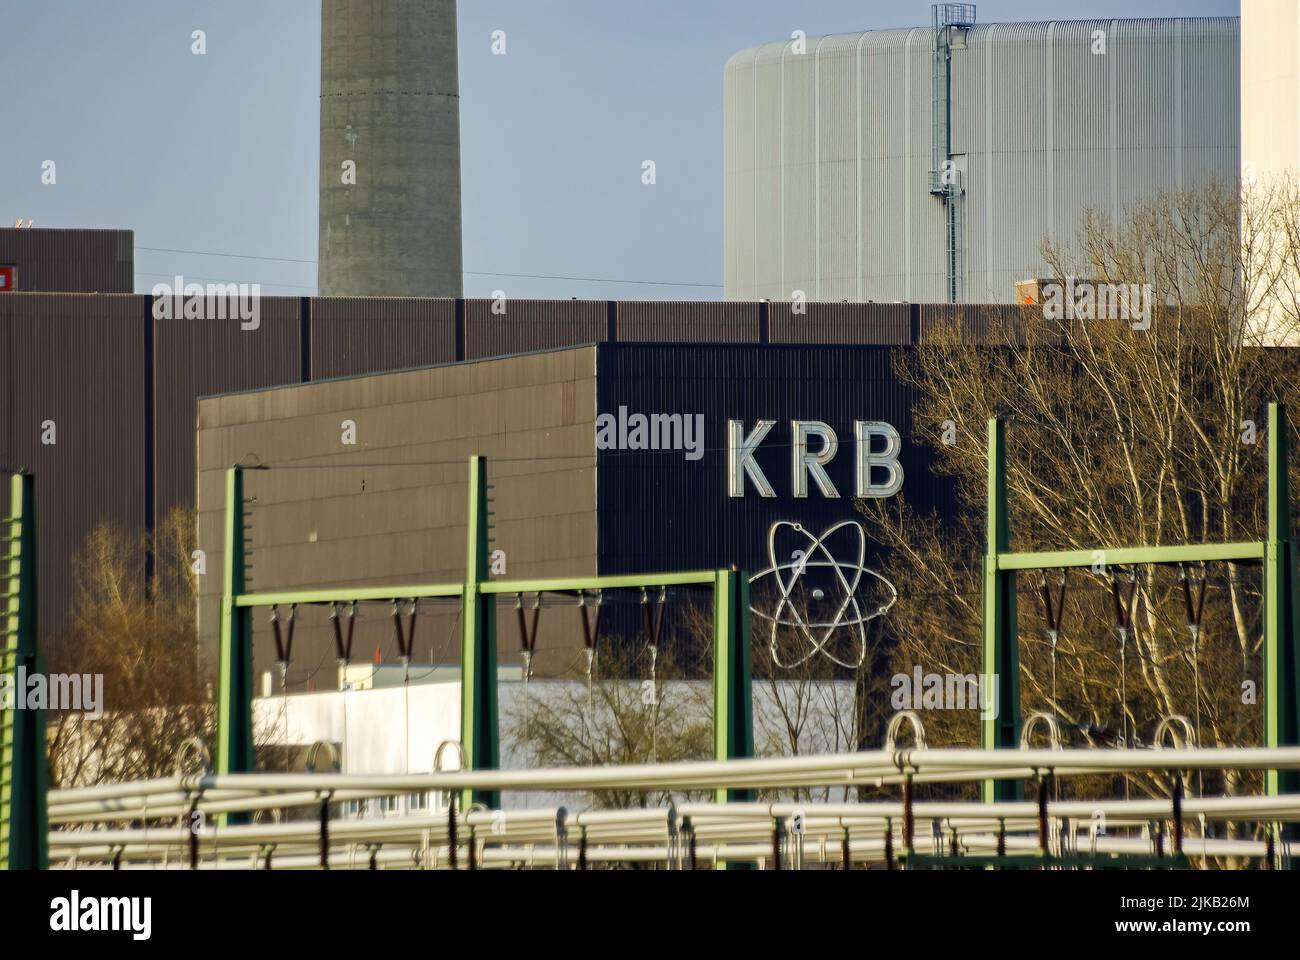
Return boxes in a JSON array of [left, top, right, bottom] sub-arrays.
[[4, 0, 1237, 299]]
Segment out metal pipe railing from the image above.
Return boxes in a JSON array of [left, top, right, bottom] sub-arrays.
[[45, 745, 1300, 869], [49, 745, 1300, 809]]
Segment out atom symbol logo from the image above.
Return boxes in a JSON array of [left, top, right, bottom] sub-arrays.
[[749, 520, 897, 669]]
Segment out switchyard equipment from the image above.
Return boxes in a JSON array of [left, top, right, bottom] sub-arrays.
[[9, 406, 1300, 869], [0, 471, 45, 869], [43, 742, 1300, 869], [217, 456, 754, 812], [979, 404, 1300, 805]]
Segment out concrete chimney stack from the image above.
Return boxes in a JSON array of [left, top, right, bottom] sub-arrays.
[[319, 0, 463, 297]]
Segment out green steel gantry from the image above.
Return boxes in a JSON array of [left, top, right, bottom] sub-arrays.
[[8, 402, 1298, 867], [1, 471, 47, 870], [217, 456, 755, 810], [981, 403, 1300, 803]]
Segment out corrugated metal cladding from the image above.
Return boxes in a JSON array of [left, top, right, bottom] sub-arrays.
[[616, 301, 760, 342], [311, 297, 456, 378], [0, 229, 133, 293], [0, 295, 145, 637], [595, 343, 954, 577], [466, 298, 606, 359], [769, 302, 911, 344], [0, 286, 1023, 640], [153, 297, 302, 532], [194, 348, 599, 678], [916, 303, 1027, 343], [723, 18, 1239, 303]]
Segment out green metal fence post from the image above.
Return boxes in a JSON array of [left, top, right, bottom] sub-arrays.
[[713, 568, 753, 803], [461, 456, 499, 809], [1265, 403, 1300, 799], [216, 467, 254, 785], [2, 472, 47, 869], [982, 419, 1021, 803]]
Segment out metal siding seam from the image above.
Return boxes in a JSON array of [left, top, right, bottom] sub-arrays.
[[753, 46, 759, 299], [856, 32, 866, 303], [986, 25, 994, 303], [143, 295, 155, 555], [905, 29, 913, 298], [1047, 22, 1055, 250], [814, 34, 824, 301], [455, 298, 465, 361], [1176, 19, 1183, 191], [594, 345, 603, 571], [774, 41, 785, 299], [956, 34, 967, 299], [300, 296, 312, 383], [1111, 19, 1119, 230]]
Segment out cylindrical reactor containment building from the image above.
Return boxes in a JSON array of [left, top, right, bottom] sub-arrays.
[[319, 0, 463, 297], [723, 18, 1239, 304]]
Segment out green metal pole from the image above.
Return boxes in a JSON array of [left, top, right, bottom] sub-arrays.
[[1265, 404, 1300, 799], [2, 472, 47, 869], [982, 419, 1021, 802], [216, 467, 254, 787], [460, 456, 499, 809], [713, 568, 753, 803]]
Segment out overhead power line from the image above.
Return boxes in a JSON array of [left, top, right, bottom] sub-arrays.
[[464, 270, 721, 289], [135, 245, 722, 288], [138, 245, 316, 264], [134, 271, 316, 291]]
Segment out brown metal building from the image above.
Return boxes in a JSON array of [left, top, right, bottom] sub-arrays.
[[0, 270, 1017, 667], [191, 333, 987, 684], [0, 228, 134, 294], [197, 348, 599, 681]]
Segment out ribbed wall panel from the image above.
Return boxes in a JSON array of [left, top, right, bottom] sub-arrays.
[[768, 302, 911, 343], [1182, 18, 1240, 186], [465, 298, 606, 359], [723, 46, 757, 301], [917, 302, 1028, 343], [154, 297, 302, 532], [312, 297, 456, 378], [0, 290, 1114, 642], [615, 301, 760, 342], [195, 348, 598, 672], [753, 42, 787, 302], [0, 228, 133, 294], [858, 30, 933, 302], [0, 294, 145, 634], [783, 39, 817, 304], [905, 28, 946, 301], [1047, 20, 1112, 298], [815, 35, 859, 303], [724, 18, 1239, 304], [596, 343, 954, 575]]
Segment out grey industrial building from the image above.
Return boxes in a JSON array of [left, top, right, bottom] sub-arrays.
[[723, 15, 1239, 303]]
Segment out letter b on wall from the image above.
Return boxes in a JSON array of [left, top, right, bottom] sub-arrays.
[[855, 421, 903, 497]]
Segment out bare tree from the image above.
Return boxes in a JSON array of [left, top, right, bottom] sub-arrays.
[[45, 509, 212, 787], [502, 638, 713, 810], [859, 179, 1300, 822]]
